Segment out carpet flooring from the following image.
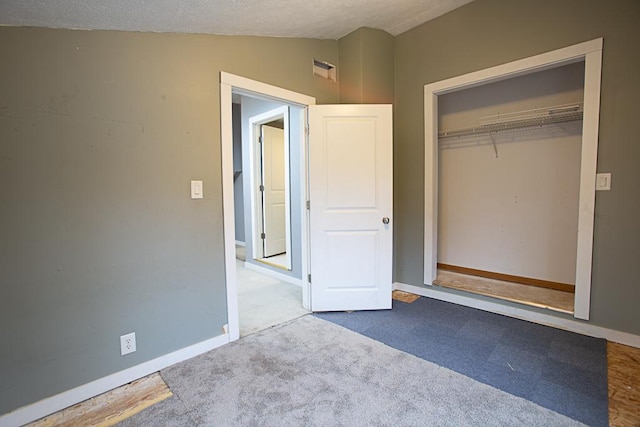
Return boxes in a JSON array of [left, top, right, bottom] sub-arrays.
[[118, 316, 581, 426], [316, 297, 608, 426]]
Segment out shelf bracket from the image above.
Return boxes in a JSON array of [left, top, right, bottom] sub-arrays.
[[489, 132, 498, 158]]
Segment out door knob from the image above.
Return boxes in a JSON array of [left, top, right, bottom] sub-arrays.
[[382, 217, 390, 224]]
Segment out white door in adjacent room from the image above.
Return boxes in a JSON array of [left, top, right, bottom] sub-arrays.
[[308, 104, 393, 311], [261, 125, 287, 257]]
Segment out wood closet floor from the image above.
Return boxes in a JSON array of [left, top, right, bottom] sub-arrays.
[[434, 269, 575, 314]]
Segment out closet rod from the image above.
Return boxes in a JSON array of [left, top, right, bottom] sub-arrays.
[[438, 103, 583, 139]]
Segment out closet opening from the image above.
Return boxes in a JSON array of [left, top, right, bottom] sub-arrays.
[[435, 62, 584, 315], [424, 39, 603, 321]]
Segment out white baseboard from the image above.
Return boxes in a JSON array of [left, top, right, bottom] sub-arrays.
[[0, 334, 229, 427], [244, 262, 303, 287], [394, 282, 640, 349]]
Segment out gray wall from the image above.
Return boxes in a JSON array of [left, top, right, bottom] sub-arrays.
[[239, 96, 304, 280], [339, 27, 394, 104], [233, 103, 245, 243], [394, 0, 640, 334], [0, 26, 338, 415]]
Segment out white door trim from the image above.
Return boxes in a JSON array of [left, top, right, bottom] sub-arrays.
[[220, 72, 315, 341], [424, 38, 603, 320]]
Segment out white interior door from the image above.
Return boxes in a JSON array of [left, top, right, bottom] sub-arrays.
[[261, 125, 287, 257], [308, 104, 393, 311]]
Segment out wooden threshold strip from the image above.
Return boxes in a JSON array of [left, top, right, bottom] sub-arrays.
[[392, 290, 420, 303], [257, 258, 289, 271], [437, 263, 575, 293]]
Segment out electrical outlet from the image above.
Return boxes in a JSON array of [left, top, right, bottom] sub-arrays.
[[120, 332, 136, 356]]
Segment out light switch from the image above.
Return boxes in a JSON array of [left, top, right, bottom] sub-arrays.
[[595, 173, 611, 191], [191, 180, 203, 199]]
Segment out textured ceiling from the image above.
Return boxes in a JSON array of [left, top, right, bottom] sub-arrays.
[[0, 0, 473, 39]]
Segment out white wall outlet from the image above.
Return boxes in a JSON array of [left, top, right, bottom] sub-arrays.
[[191, 180, 203, 199], [120, 332, 136, 356], [595, 173, 611, 191]]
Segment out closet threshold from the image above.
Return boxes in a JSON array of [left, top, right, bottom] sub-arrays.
[[434, 269, 574, 315]]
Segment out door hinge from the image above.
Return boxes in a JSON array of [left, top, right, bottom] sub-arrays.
[[261, 232, 266, 239], [259, 184, 265, 192], [308, 274, 311, 283], [258, 136, 263, 144], [306, 200, 310, 210], [305, 125, 309, 136]]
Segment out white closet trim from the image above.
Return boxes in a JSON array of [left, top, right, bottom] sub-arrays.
[[424, 38, 603, 321]]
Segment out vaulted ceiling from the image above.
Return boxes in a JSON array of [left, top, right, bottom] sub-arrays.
[[0, 0, 474, 39]]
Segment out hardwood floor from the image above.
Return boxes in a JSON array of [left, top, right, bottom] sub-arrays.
[[608, 342, 640, 426], [392, 289, 421, 303], [434, 269, 575, 314], [26, 373, 171, 427]]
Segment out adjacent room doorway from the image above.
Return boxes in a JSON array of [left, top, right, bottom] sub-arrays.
[[221, 72, 394, 342]]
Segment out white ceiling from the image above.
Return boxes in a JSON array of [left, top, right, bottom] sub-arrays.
[[0, 0, 473, 39]]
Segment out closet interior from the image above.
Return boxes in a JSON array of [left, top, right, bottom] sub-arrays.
[[434, 62, 586, 314]]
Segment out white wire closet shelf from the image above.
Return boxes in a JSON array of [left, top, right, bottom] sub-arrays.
[[438, 103, 584, 139]]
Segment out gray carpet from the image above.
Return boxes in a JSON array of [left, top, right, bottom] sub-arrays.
[[118, 316, 582, 426], [316, 298, 608, 426]]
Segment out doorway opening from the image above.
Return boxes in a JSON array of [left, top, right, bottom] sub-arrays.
[[234, 98, 305, 336], [423, 39, 603, 321], [221, 73, 315, 341]]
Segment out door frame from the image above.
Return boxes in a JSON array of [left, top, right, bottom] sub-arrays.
[[248, 107, 292, 269], [423, 38, 603, 320], [220, 72, 315, 341]]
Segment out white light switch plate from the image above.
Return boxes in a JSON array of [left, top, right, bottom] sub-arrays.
[[595, 173, 611, 191], [191, 180, 203, 199]]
